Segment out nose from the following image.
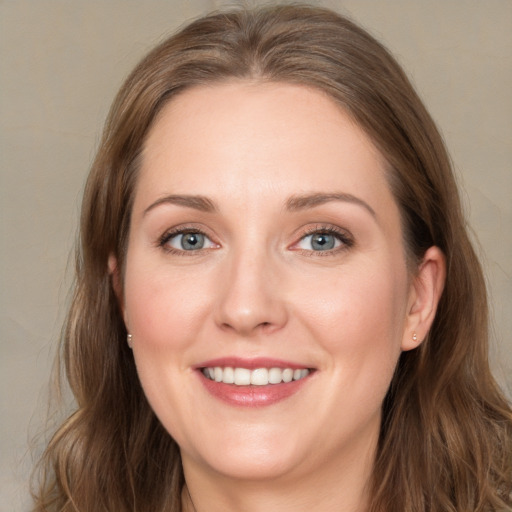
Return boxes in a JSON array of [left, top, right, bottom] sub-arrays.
[[214, 249, 289, 337]]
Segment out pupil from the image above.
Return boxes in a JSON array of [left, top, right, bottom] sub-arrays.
[[312, 233, 334, 250], [182, 233, 204, 250]]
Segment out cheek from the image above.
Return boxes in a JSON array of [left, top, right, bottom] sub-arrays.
[[124, 262, 211, 352], [122, 263, 207, 441], [296, 259, 408, 377]]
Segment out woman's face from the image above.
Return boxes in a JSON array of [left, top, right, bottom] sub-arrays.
[[121, 82, 421, 483]]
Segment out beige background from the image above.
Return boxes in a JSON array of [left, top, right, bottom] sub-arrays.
[[1, 1, 511, 510]]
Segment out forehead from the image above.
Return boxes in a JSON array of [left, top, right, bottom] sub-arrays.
[[136, 81, 394, 214]]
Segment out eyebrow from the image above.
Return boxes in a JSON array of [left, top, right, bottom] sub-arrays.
[[285, 192, 376, 218], [143, 192, 376, 218], [143, 194, 217, 215]]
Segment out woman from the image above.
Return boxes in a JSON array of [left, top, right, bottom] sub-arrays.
[[32, 4, 512, 511]]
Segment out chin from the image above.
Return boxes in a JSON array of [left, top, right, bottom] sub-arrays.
[[181, 425, 308, 481], [200, 451, 300, 482]]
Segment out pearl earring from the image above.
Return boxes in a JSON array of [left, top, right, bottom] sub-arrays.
[[127, 333, 133, 348], [412, 332, 418, 342]]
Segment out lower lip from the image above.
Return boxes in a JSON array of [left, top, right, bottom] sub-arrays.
[[198, 371, 311, 407]]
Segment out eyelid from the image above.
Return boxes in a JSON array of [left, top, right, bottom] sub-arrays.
[[289, 224, 354, 254], [156, 222, 353, 255], [157, 224, 220, 254]]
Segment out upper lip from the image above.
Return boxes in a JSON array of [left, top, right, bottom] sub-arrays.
[[194, 357, 313, 370]]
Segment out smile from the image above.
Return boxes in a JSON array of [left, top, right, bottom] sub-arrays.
[[201, 367, 311, 386], [196, 358, 315, 406]]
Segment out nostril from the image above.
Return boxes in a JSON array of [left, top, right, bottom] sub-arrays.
[[220, 319, 275, 335]]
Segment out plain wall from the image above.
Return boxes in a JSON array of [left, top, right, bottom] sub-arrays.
[[1, 1, 510, 510]]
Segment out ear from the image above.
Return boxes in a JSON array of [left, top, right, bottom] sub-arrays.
[[402, 246, 446, 351], [108, 254, 127, 325]]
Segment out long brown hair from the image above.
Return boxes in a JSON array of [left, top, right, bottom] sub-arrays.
[[32, 4, 512, 511]]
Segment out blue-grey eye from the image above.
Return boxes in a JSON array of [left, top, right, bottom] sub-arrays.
[[167, 231, 215, 251], [181, 232, 204, 250], [311, 233, 336, 250], [297, 232, 342, 251]]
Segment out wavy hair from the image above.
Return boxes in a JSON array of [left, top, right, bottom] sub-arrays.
[[32, 4, 512, 511]]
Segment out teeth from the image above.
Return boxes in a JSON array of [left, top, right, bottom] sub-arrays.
[[223, 366, 234, 384], [251, 368, 268, 386], [202, 366, 311, 386], [282, 368, 293, 383], [234, 368, 251, 385], [268, 368, 282, 384]]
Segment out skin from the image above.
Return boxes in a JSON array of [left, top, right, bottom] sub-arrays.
[[112, 82, 445, 512]]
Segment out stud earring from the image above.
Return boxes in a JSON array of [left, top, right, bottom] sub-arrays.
[[127, 333, 133, 348], [412, 332, 418, 342]]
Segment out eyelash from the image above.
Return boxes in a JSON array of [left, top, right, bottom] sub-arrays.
[[293, 225, 354, 256], [157, 225, 215, 256], [157, 224, 354, 256]]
